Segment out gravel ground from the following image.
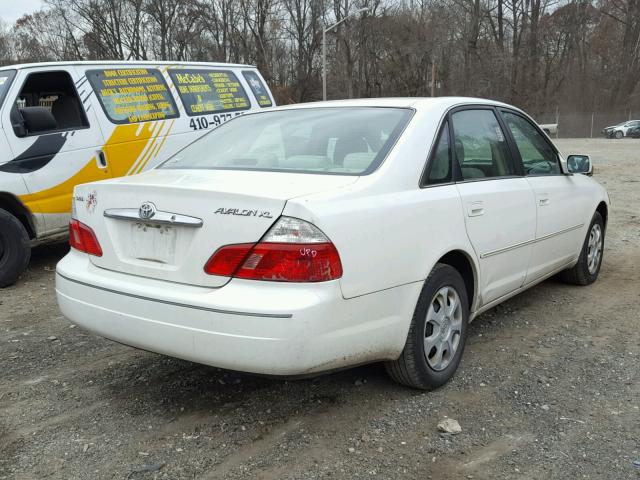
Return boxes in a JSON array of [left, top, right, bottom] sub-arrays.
[[1, 138, 639, 480]]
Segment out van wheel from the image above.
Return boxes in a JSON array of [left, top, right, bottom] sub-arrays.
[[385, 263, 469, 390], [0, 208, 31, 288], [560, 211, 604, 286]]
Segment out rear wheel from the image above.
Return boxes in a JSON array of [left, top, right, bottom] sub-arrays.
[[385, 264, 469, 390], [560, 211, 604, 285], [0, 208, 31, 288]]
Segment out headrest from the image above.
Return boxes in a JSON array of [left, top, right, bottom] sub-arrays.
[[280, 155, 329, 169], [343, 152, 376, 171]]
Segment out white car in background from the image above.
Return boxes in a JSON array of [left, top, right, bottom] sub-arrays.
[[56, 97, 609, 390], [603, 120, 640, 139]]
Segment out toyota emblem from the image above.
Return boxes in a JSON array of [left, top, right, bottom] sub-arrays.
[[139, 202, 157, 220]]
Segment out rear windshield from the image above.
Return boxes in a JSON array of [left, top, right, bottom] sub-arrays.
[[160, 107, 413, 175]]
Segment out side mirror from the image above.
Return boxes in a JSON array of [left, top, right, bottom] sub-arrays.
[[566, 154, 592, 176]]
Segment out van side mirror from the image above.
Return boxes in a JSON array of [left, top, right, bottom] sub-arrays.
[[16, 106, 58, 136], [566, 154, 592, 176]]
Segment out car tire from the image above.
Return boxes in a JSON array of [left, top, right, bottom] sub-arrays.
[[614, 130, 624, 139], [385, 263, 469, 390], [560, 211, 604, 286], [0, 208, 31, 288]]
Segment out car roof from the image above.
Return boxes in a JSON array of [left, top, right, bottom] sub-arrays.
[[0, 60, 256, 72], [268, 96, 517, 113]]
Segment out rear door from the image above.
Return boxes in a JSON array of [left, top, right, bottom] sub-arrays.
[[451, 107, 537, 306], [0, 66, 107, 235], [499, 109, 589, 282]]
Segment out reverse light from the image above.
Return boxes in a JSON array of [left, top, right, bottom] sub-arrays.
[[204, 217, 342, 282], [69, 219, 103, 257]]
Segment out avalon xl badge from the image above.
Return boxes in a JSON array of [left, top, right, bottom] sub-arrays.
[[139, 202, 157, 220]]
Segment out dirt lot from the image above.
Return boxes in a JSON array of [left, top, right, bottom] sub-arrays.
[[1, 138, 639, 480]]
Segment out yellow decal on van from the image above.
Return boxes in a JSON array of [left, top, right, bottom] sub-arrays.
[[19, 120, 174, 214]]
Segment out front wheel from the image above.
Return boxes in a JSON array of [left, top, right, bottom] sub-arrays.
[[614, 130, 624, 139], [0, 209, 31, 288], [560, 211, 604, 285], [385, 264, 469, 390]]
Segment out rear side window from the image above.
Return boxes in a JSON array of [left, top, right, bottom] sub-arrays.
[[168, 69, 251, 115], [451, 109, 514, 180], [242, 71, 272, 107], [87, 68, 179, 124]]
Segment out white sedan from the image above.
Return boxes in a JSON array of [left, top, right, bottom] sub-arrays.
[[56, 98, 609, 389]]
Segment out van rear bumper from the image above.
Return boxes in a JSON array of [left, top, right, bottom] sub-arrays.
[[55, 251, 419, 375]]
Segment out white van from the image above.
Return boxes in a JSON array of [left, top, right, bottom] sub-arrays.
[[0, 61, 275, 287]]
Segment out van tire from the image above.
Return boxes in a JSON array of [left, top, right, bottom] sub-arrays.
[[0, 208, 31, 288], [385, 264, 469, 390]]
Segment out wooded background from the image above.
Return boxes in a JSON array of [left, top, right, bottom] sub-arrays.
[[1, 0, 639, 136]]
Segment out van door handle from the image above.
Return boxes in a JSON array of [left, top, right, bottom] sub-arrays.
[[467, 201, 485, 217], [96, 150, 108, 169], [538, 195, 550, 206]]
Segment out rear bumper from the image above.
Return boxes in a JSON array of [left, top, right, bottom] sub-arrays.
[[55, 251, 419, 375]]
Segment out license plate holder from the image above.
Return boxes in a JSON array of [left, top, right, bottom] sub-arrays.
[[129, 222, 177, 264]]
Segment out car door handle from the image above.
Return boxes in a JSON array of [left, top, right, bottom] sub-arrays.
[[96, 150, 108, 169], [467, 201, 485, 217], [538, 196, 550, 207]]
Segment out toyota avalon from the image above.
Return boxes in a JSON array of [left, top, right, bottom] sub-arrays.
[[56, 98, 609, 389]]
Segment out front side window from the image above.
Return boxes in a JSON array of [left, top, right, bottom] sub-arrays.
[[242, 70, 272, 107], [425, 122, 451, 185], [169, 69, 251, 115], [87, 68, 178, 124], [451, 109, 514, 180], [502, 111, 560, 175], [13, 70, 89, 136], [161, 107, 413, 175]]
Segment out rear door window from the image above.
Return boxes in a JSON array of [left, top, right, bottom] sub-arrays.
[[450, 109, 515, 180], [168, 69, 251, 115], [87, 68, 179, 124], [242, 71, 272, 107]]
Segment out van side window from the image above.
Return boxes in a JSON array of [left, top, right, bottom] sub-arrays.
[[87, 68, 179, 124], [168, 69, 251, 115], [425, 122, 451, 185], [12, 71, 89, 136], [242, 71, 272, 107]]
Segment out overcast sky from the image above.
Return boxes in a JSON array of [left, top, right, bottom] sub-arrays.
[[0, 0, 44, 24]]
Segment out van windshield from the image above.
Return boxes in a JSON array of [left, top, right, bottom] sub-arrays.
[[160, 107, 413, 175]]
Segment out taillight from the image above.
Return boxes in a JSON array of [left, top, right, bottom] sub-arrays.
[[69, 219, 103, 257], [204, 217, 342, 282]]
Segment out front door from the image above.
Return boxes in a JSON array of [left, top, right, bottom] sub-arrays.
[[451, 108, 537, 306], [499, 109, 589, 282], [0, 67, 107, 235]]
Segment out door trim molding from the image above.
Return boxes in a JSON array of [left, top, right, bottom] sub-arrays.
[[480, 223, 584, 259]]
